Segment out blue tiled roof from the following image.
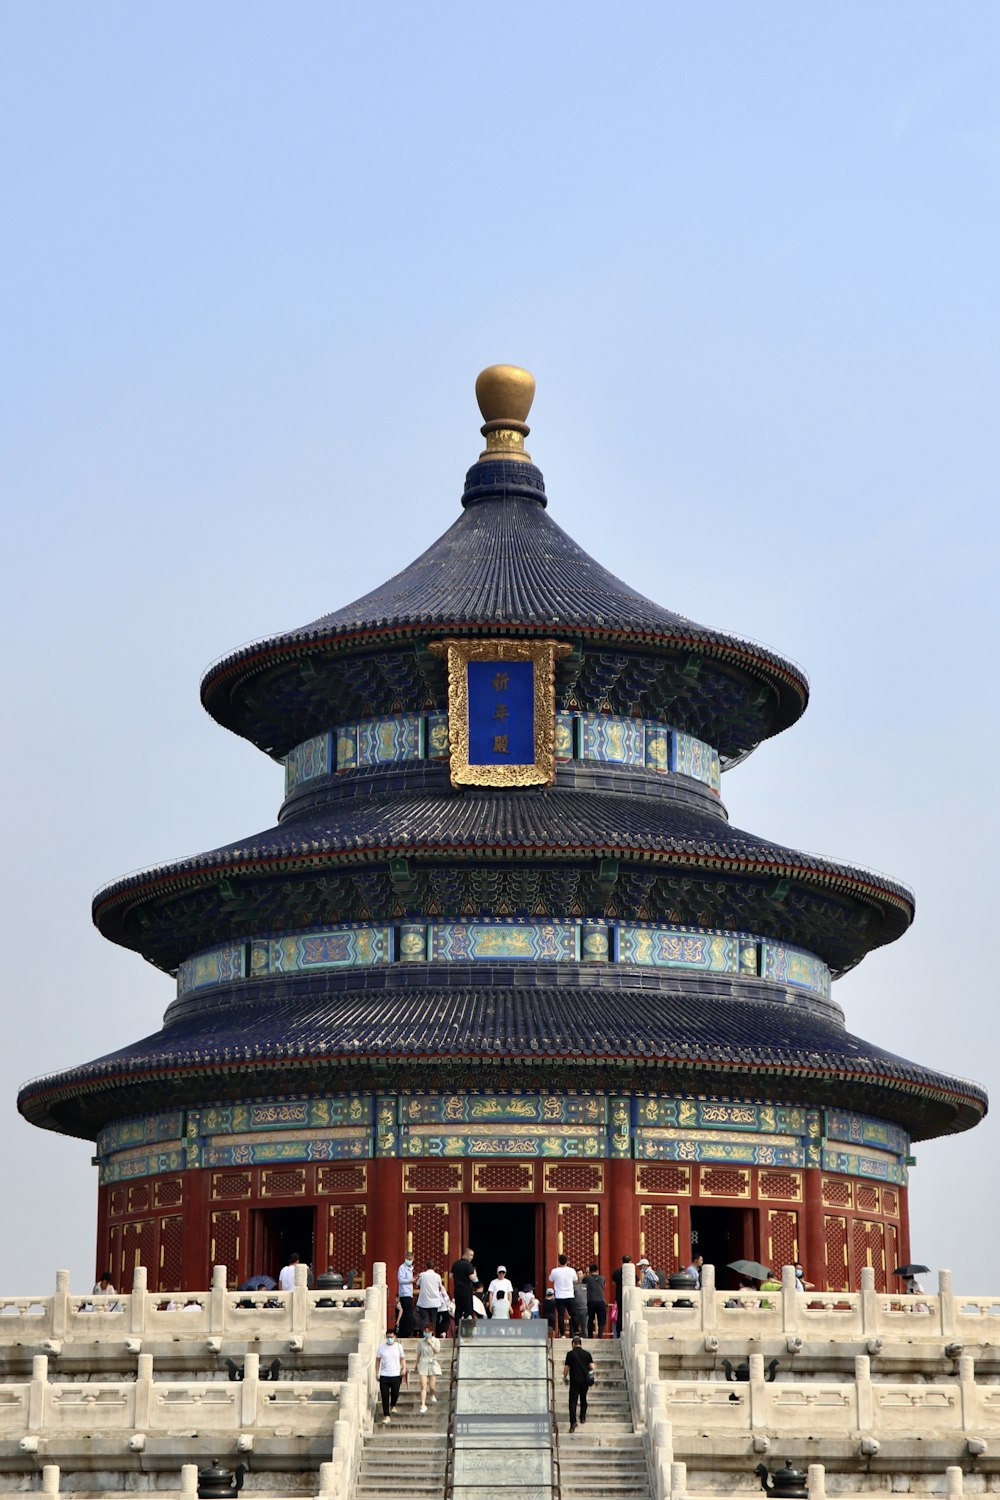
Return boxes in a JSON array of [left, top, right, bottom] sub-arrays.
[[92, 790, 914, 967], [17, 977, 986, 1141], [201, 461, 808, 750]]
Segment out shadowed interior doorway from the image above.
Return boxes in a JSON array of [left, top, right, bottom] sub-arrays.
[[465, 1202, 541, 1302], [689, 1205, 753, 1288], [250, 1206, 316, 1284]]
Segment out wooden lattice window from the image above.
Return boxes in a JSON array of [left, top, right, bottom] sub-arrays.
[[543, 1163, 603, 1194], [472, 1162, 535, 1194], [758, 1171, 802, 1202], [127, 1183, 150, 1213], [159, 1215, 185, 1292], [821, 1176, 852, 1208], [154, 1178, 183, 1208], [886, 1222, 900, 1282], [699, 1167, 749, 1199], [329, 1204, 367, 1280], [767, 1209, 799, 1272], [109, 1187, 126, 1219], [639, 1204, 679, 1276], [824, 1215, 849, 1292], [856, 1183, 881, 1214], [882, 1187, 899, 1219], [403, 1162, 464, 1194], [317, 1164, 368, 1194], [557, 1203, 599, 1271], [211, 1171, 253, 1200], [636, 1163, 691, 1197], [260, 1167, 307, 1198], [407, 1202, 450, 1270], [210, 1210, 242, 1284]]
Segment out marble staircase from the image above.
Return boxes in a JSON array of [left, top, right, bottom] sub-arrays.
[[556, 1339, 653, 1500], [352, 1339, 453, 1500]]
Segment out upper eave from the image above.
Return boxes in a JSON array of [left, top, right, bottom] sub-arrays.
[[199, 472, 809, 755]]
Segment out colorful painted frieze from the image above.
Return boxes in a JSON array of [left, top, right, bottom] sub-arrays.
[[644, 728, 670, 772], [672, 731, 722, 793], [202, 1131, 369, 1167], [357, 713, 423, 766], [554, 712, 576, 761], [579, 712, 645, 767], [250, 927, 390, 977], [99, 1148, 185, 1185], [177, 943, 245, 997], [636, 1099, 807, 1134], [822, 1147, 907, 1185], [618, 925, 757, 978], [824, 1109, 909, 1157], [187, 1097, 370, 1138], [636, 1132, 804, 1167], [428, 922, 578, 962], [426, 711, 450, 760], [762, 942, 832, 999], [97, 1110, 185, 1155], [401, 1125, 603, 1158], [283, 733, 333, 796], [403, 1095, 605, 1126]]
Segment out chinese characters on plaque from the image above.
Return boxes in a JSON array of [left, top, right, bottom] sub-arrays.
[[429, 639, 570, 787]]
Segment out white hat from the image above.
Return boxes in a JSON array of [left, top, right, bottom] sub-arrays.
[[637, 1257, 650, 1265], [497, 1265, 506, 1273]]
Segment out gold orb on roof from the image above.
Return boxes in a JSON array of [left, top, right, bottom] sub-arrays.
[[475, 364, 535, 461], [475, 364, 536, 425]]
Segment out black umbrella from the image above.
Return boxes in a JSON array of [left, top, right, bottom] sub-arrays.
[[893, 1264, 929, 1278], [727, 1259, 772, 1282], [239, 1275, 277, 1291]]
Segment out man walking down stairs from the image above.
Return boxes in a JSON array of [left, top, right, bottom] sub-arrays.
[[353, 1339, 454, 1500], [556, 1339, 653, 1500]]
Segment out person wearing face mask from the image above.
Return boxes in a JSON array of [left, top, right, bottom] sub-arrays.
[[416, 1326, 442, 1412], [374, 1328, 407, 1423]]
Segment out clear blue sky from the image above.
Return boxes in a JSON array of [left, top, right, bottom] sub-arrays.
[[1, 2, 997, 1292]]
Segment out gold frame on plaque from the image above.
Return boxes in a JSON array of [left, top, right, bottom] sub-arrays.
[[429, 637, 570, 788]]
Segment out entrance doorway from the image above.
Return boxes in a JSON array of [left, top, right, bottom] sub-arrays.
[[465, 1203, 541, 1299], [250, 1206, 316, 1283], [690, 1205, 753, 1289]]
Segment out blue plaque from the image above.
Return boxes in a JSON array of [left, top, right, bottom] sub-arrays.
[[467, 660, 535, 764]]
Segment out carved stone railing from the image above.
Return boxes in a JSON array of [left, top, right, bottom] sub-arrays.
[[621, 1265, 1000, 1359], [664, 1461, 969, 1500], [0, 1262, 384, 1354], [0, 1264, 386, 1500], [27, 1460, 343, 1498]]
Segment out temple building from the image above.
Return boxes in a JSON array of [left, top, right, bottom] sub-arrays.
[[18, 365, 985, 1296]]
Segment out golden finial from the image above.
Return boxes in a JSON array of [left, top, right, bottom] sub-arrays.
[[475, 364, 535, 462]]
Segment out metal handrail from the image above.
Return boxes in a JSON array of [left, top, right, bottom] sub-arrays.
[[443, 1329, 460, 1500]]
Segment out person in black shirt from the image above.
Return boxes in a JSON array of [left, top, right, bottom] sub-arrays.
[[450, 1247, 481, 1323], [583, 1262, 607, 1339], [563, 1336, 594, 1431]]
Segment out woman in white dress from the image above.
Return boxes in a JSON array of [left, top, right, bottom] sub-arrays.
[[416, 1327, 442, 1413]]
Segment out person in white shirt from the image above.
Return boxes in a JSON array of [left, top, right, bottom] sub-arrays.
[[491, 1288, 511, 1319], [374, 1331, 406, 1423], [487, 1264, 514, 1315], [549, 1254, 578, 1337], [278, 1253, 302, 1291], [519, 1284, 540, 1319], [415, 1262, 445, 1332]]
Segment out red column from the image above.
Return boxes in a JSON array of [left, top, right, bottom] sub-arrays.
[[183, 1167, 212, 1292], [367, 1158, 402, 1283], [606, 1158, 635, 1276], [803, 1167, 826, 1290]]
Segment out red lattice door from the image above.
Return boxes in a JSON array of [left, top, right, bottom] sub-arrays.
[[407, 1202, 450, 1272], [853, 1218, 887, 1291], [210, 1209, 244, 1286], [823, 1215, 849, 1292], [121, 1218, 157, 1283], [766, 1209, 799, 1275], [557, 1202, 599, 1273], [329, 1203, 367, 1283], [159, 1215, 185, 1292], [639, 1204, 679, 1277]]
